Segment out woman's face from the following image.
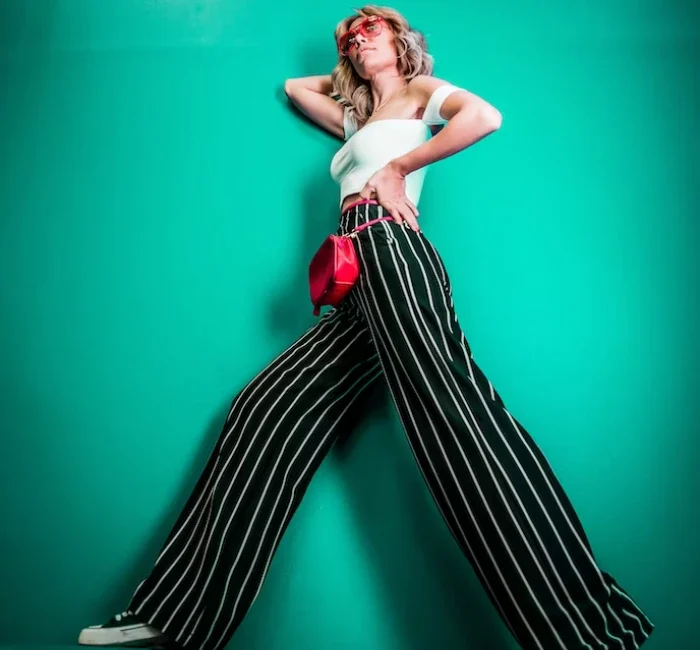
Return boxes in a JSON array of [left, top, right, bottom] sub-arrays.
[[341, 15, 399, 77]]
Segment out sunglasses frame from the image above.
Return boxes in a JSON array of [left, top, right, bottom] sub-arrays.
[[337, 15, 387, 56]]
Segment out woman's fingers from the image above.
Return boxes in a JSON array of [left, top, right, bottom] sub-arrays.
[[397, 201, 420, 232], [384, 201, 403, 225], [380, 199, 420, 233], [406, 198, 419, 218], [403, 208, 420, 232]]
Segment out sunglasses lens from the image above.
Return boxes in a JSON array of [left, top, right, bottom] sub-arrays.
[[338, 33, 352, 55], [339, 16, 383, 55], [362, 17, 383, 36]]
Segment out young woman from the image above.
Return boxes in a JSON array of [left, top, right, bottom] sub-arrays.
[[78, 5, 654, 650]]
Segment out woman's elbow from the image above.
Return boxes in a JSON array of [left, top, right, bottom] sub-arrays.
[[483, 104, 502, 131], [284, 79, 295, 98]]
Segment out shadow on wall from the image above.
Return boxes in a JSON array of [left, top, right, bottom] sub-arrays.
[[0, 1, 56, 49], [1, 1, 57, 175], [266, 83, 342, 338]]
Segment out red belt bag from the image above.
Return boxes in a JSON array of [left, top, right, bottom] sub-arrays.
[[308, 215, 394, 316]]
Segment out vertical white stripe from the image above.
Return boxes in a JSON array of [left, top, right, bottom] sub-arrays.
[[184, 609, 205, 647], [149, 491, 217, 625], [130, 456, 220, 605], [146, 468, 217, 626], [610, 583, 653, 629], [621, 608, 649, 643], [605, 603, 640, 649], [389, 227, 453, 361], [415, 234, 454, 334]]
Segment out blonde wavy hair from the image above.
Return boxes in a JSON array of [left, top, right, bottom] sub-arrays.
[[331, 5, 434, 127]]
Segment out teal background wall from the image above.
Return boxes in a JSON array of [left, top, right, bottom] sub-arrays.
[[0, 1, 697, 648]]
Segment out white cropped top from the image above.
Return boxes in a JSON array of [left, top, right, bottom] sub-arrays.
[[330, 84, 461, 207]]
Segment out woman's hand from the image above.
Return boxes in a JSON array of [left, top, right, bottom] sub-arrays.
[[358, 161, 420, 232]]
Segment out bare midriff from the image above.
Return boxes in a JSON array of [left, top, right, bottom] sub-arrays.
[[340, 192, 366, 215]]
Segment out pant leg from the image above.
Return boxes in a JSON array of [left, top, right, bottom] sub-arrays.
[[348, 211, 655, 650], [126, 302, 382, 650]]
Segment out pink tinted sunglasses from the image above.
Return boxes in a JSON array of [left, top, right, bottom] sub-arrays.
[[337, 15, 386, 56]]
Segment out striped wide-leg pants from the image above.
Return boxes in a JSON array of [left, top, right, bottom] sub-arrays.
[[126, 200, 655, 650]]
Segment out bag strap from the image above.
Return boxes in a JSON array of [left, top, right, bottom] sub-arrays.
[[349, 216, 394, 235]]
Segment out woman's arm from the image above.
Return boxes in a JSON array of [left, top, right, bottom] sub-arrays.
[[391, 75, 502, 176], [358, 75, 502, 232], [284, 75, 345, 140]]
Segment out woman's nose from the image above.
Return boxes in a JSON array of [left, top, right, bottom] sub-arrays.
[[354, 31, 368, 45]]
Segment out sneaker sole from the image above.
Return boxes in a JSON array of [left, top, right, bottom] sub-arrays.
[[78, 622, 170, 647]]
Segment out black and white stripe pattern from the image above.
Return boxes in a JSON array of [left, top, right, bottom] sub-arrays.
[[125, 201, 654, 650], [126, 303, 383, 649], [343, 202, 654, 650]]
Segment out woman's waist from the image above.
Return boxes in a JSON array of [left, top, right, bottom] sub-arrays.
[[337, 198, 394, 235], [340, 193, 370, 215], [338, 172, 424, 211]]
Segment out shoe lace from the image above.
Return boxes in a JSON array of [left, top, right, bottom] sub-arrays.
[[115, 610, 134, 622]]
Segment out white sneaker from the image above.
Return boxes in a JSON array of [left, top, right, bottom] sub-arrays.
[[78, 610, 170, 647]]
